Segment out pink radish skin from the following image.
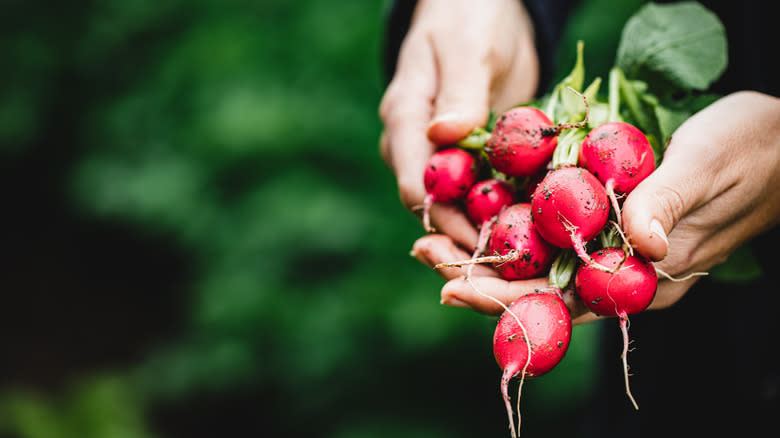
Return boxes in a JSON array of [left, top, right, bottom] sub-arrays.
[[574, 247, 658, 410], [486, 107, 558, 178], [579, 122, 655, 224], [524, 170, 547, 203], [487, 203, 557, 280], [465, 179, 517, 265], [579, 121, 655, 196], [531, 167, 609, 267], [494, 292, 572, 438], [465, 179, 516, 226], [422, 148, 478, 232]]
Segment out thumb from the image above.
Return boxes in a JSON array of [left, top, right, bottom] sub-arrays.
[[426, 56, 491, 146], [621, 158, 710, 262]]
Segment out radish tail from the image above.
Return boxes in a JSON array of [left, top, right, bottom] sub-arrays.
[[618, 312, 639, 410], [570, 232, 615, 273], [605, 180, 623, 229], [655, 268, 708, 282], [422, 193, 435, 233], [498, 357, 529, 438], [468, 216, 497, 278], [501, 367, 518, 438], [434, 250, 520, 269]]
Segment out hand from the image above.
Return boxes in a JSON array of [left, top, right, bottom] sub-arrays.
[[622, 90, 780, 309], [412, 91, 780, 325], [379, 0, 539, 250]]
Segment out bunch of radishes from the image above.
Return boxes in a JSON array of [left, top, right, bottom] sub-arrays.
[[422, 43, 664, 437]]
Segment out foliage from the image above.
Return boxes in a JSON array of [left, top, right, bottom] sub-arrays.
[[0, 1, 612, 437]]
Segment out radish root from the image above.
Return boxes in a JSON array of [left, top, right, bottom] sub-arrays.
[[542, 87, 590, 137], [465, 276, 530, 438], [561, 215, 617, 273], [434, 250, 520, 270], [655, 268, 708, 282], [618, 312, 639, 410], [467, 215, 498, 279], [605, 180, 623, 229]]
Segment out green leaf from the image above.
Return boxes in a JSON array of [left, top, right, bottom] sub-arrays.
[[616, 1, 727, 91], [545, 40, 586, 122]]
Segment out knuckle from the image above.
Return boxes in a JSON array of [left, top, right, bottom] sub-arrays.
[[378, 132, 391, 167], [379, 84, 397, 123], [655, 184, 687, 224], [398, 177, 424, 211]]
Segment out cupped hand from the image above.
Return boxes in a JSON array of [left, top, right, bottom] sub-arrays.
[[621, 90, 780, 309], [379, 0, 539, 250], [412, 91, 780, 325]]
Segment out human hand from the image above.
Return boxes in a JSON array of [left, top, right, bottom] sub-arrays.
[[379, 0, 539, 251], [412, 91, 780, 325], [621, 90, 780, 309]]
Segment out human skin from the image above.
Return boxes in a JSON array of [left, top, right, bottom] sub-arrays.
[[379, 0, 539, 247], [411, 91, 780, 325]]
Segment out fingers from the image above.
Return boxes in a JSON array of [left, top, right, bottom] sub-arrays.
[[411, 234, 498, 279], [411, 234, 598, 323], [428, 204, 480, 251], [441, 276, 550, 316], [379, 32, 437, 211], [426, 56, 492, 146], [621, 153, 712, 262]]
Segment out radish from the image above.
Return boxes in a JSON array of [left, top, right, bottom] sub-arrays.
[[422, 148, 478, 232], [465, 178, 517, 265], [530, 166, 610, 270], [487, 203, 557, 281], [523, 170, 547, 203], [465, 179, 516, 226], [579, 121, 655, 226], [574, 247, 657, 409], [486, 107, 558, 178], [494, 292, 572, 438], [486, 86, 589, 179]]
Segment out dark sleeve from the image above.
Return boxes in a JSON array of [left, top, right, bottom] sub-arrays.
[[522, 0, 579, 94], [382, 0, 580, 95]]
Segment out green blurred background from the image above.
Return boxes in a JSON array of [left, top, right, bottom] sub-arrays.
[[0, 0, 642, 436]]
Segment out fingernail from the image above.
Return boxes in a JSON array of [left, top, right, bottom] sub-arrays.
[[649, 219, 669, 247], [441, 296, 472, 310], [410, 245, 434, 268], [429, 112, 461, 127]]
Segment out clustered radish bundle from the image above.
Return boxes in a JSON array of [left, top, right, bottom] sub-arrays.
[[417, 3, 728, 436]]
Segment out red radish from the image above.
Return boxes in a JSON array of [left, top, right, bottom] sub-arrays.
[[579, 122, 655, 226], [465, 179, 516, 226], [487, 203, 557, 280], [465, 179, 517, 264], [422, 148, 478, 232], [523, 170, 547, 203], [531, 167, 610, 269], [494, 292, 572, 438], [486, 107, 558, 178], [574, 247, 658, 410]]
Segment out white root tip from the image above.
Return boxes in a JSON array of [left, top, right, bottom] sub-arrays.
[[655, 268, 709, 282], [434, 250, 520, 270], [619, 315, 639, 410]]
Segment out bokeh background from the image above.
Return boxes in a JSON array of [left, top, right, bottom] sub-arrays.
[[1, 0, 648, 436]]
